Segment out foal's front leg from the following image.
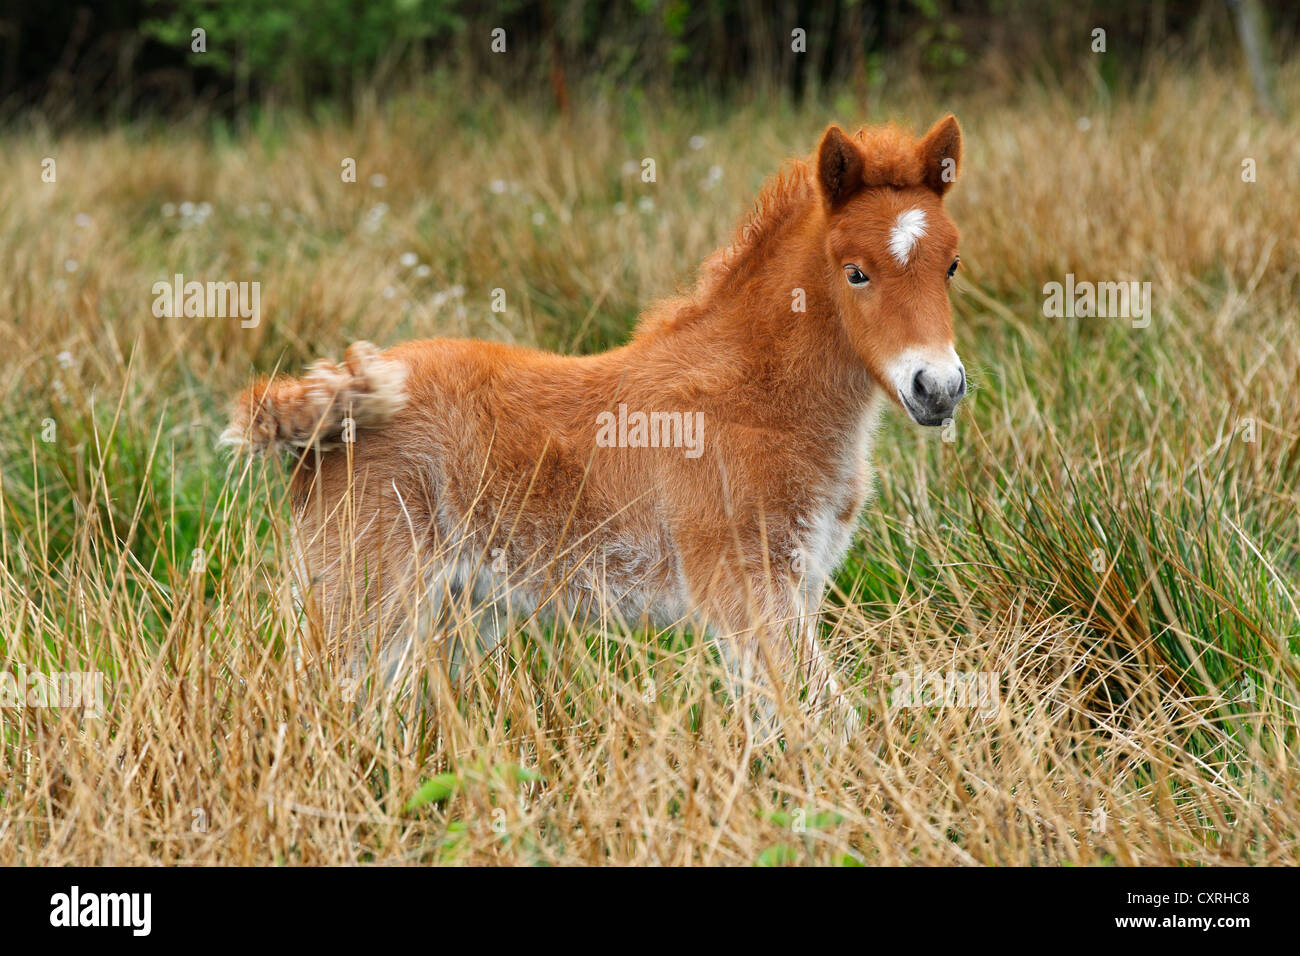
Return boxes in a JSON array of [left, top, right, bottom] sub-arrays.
[[688, 561, 858, 741], [793, 584, 861, 741]]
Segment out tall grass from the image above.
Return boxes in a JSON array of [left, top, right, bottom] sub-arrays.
[[1, 62, 1298, 864]]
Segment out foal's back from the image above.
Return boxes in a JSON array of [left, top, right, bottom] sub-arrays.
[[286, 338, 685, 646]]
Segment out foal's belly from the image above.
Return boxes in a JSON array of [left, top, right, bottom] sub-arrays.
[[431, 522, 689, 640]]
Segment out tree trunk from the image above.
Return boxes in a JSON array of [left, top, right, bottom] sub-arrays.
[[1228, 0, 1283, 116]]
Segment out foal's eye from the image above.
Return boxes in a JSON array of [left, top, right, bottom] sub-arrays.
[[947, 257, 960, 280], [844, 265, 870, 286]]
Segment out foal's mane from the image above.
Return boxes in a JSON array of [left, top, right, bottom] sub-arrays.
[[697, 160, 816, 299], [629, 162, 815, 341], [631, 124, 927, 341]]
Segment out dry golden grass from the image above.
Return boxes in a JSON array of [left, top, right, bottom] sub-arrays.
[[1, 61, 1298, 864]]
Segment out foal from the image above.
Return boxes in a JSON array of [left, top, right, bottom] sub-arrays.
[[224, 115, 968, 736]]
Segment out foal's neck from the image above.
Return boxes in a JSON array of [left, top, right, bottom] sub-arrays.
[[709, 195, 876, 419]]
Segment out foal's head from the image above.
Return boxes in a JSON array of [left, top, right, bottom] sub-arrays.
[[816, 116, 966, 426]]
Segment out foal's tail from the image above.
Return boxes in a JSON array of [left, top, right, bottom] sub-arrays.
[[221, 341, 409, 456]]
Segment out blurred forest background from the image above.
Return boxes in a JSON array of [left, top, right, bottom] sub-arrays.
[[3, 1, 1296, 121]]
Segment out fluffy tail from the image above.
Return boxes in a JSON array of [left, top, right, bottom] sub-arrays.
[[221, 341, 409, 455]]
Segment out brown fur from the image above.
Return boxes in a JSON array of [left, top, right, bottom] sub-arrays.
[[225, 116, 966, 737]]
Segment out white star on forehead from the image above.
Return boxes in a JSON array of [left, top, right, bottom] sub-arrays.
[[889, 208, 928, 266]]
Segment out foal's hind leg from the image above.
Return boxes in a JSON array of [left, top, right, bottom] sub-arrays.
[[427, 550, 520, 685], [290, 447, 446, 694]]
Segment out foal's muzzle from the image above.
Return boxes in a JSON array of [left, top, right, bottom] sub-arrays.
[[896, 356, 966, 426]]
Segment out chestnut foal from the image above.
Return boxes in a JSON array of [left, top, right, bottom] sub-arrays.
[[225, 115, 967, 738]]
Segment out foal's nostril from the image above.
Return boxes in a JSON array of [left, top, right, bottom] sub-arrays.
[[912, 369, 930, 400]]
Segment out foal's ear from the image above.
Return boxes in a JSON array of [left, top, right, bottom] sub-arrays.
[[816, 125, 863, 211], [917, 114, 962, 195]]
